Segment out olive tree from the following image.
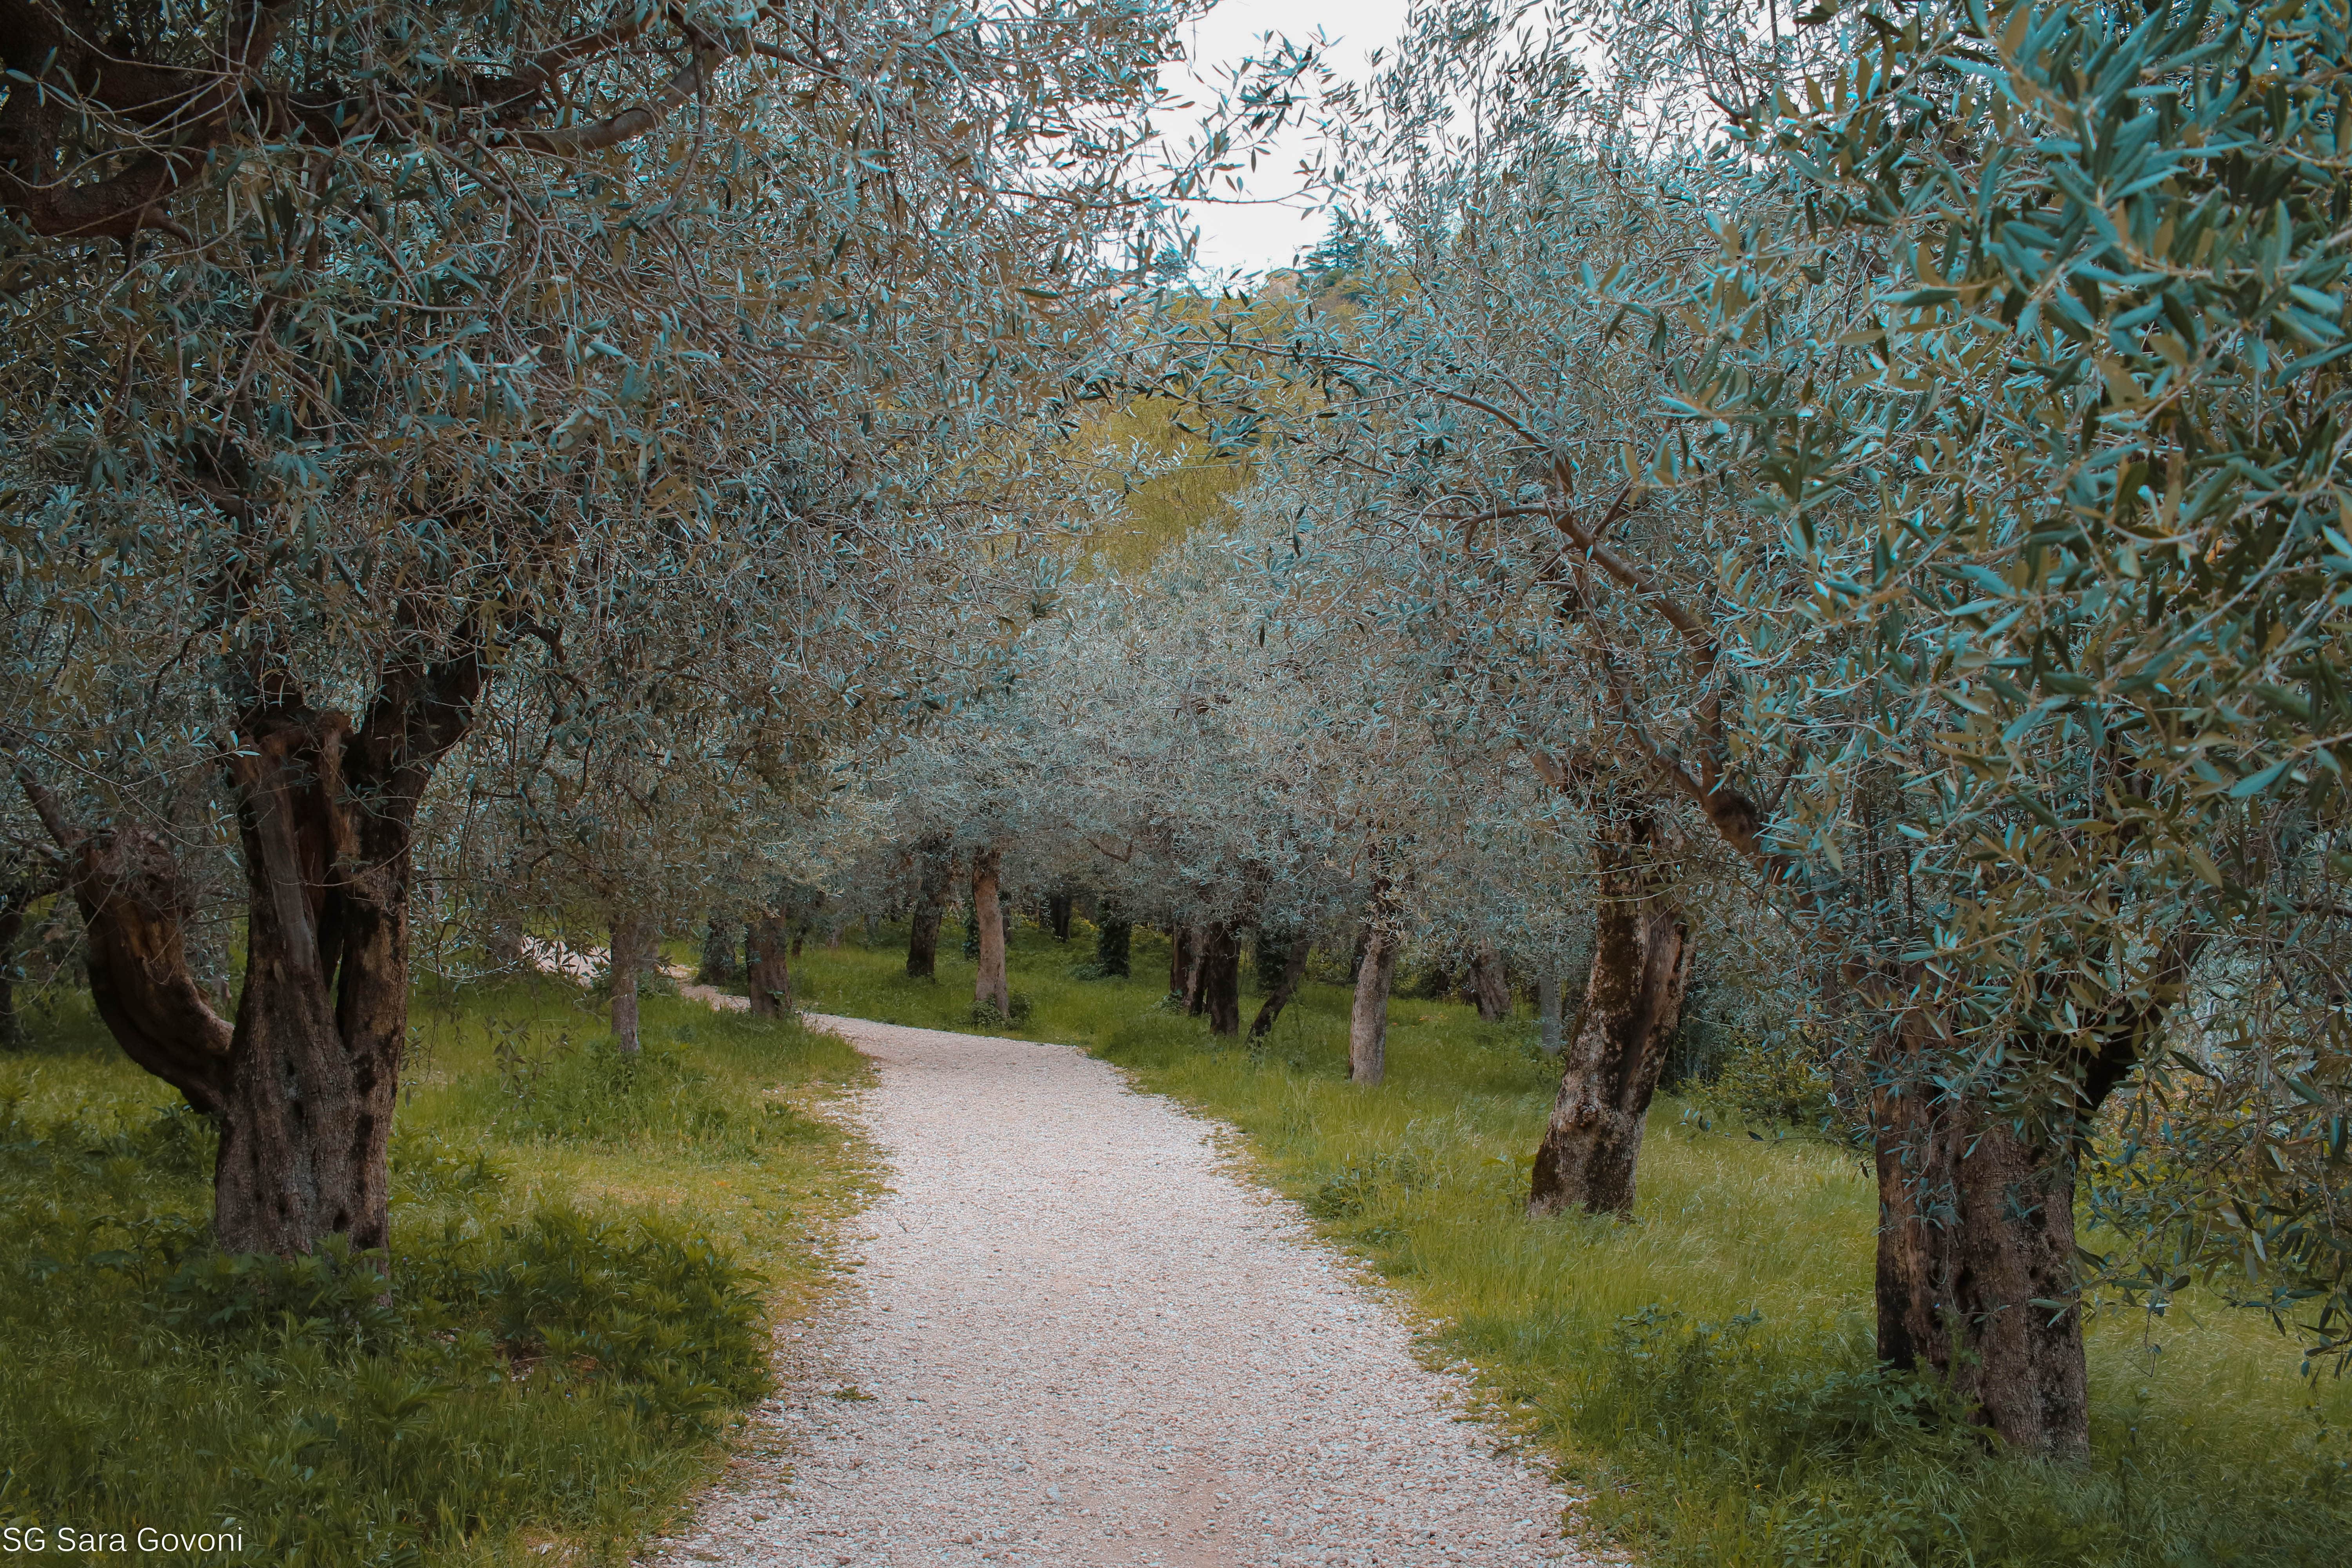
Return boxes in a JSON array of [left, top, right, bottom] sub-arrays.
[[0, 0, 1287, 1256]]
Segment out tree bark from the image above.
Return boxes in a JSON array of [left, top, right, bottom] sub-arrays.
[[1529, 808, 1691, 1219], [1183, 924, 1214, 1015], [609, 914, 650, 1054], [1249, 933, 1310, 1042], [1171, 923, 1197, 1001], [1537, 972, 1563, 1054], [1348, 925, 1398, 1083], [1871, 1019, 2089, 1458], [971, 849, 1010, 1014], [746, 915, 792, 1016], [698, 916, 736, 983], [1469, 946, 1511, 1022], [1198, 922, 1241, 1036], [906, 835, 953, 979], [23, 646, 481, 1258], [1048, 891, 1074, 942]]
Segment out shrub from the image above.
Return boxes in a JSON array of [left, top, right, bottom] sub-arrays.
[[967, 993, 1033, 1029]]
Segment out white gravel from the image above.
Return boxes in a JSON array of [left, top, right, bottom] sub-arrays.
[[652, 1015, 1593, 1568]]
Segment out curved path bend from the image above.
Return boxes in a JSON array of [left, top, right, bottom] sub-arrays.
[[652, 1015, 1590, 1568]]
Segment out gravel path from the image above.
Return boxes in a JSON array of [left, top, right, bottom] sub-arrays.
[[653, 1015, 1591, 1568]]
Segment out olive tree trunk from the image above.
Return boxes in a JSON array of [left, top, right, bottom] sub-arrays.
[[23, 653, 481, 1257], [1468, 946, 1511, 1022], [1249, 932, 1309, 1042], [1871, 1055, 2088, 1457], [746, 916, 792, 1016], [1198, 921, 1240, 1036], [1537, 973, 1563, 1054], [1348, 926, 1398, 1083], [609, 915, 651, 1054], [1048, 892, 1074, 942], [971, 849, 1010, 1014], [1864, 990, 2169, 1460], [1529, 808, 1691, 1218], [906, 835, 953, 980]]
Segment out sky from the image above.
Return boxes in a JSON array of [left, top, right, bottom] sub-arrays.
[[1163, 0, 1414, 277]]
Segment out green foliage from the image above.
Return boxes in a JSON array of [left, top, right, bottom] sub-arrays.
[[1093, 913, 1134, 978], [1684, 1031, 1844, 1140], [968, 993, 1034, 1029], [0, 982, 868, 1567], [1681, 0, 2352, 1366]]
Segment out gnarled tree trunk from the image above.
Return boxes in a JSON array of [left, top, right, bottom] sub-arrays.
[[1872, 1051, 2089, 1457], [746, 916, 792, 1016], [971, 849, 1010, 1014], [1249, 931, 1309, 1042], [1048, 891, 1074, 942], [1171, 923, 1198, 1002], [906, 835, 953, 980], [1529, 807, 1690, 1218], [1865, 990, 2172, 1460], [1198, 921, 1240, 1036], [1468, 946, 1511, 1022], [25, 652, 480, 1258], [609, 914, 650, 1054]]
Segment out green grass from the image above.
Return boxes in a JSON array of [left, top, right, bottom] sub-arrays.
[[792, 918, 2352, 1568], [0, 971, 873, 1568]]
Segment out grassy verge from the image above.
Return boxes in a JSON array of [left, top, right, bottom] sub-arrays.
[[791, 919, 2351, 1568], [0, 971, 872, 1568]]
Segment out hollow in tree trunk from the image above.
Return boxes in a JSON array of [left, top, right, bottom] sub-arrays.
[[608, 914, 650, 1054], [22, 647, 482, 1258], [1529, 807, 1691, 1218], [1197, 922, 1240, 1036], [698, 917, 736, 983], [906, 835, 953, 980], [1537, 973, 1563, 1054], [746, 916, 792, 1016], [971, 849, 1010, 1014], [1249, 931, 1309, 1042], [1048, 892, 1074, 942], [1468, 946, 1511, 1022]]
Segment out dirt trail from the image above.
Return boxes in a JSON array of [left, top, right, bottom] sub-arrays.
[[649, 1014, 1591, 1568]]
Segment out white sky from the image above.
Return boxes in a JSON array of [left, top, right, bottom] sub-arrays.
[[1163, 0, 1415, 277]]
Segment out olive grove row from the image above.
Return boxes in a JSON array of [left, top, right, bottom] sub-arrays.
[[5, 0, 2350, 1470]]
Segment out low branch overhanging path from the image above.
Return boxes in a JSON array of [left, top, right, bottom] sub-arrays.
[[648, 1011, 1595, 1568]]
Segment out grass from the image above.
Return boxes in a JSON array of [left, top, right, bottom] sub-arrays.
[[0, 969, 873, 1568], [790, 916, 2352, 1568]]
